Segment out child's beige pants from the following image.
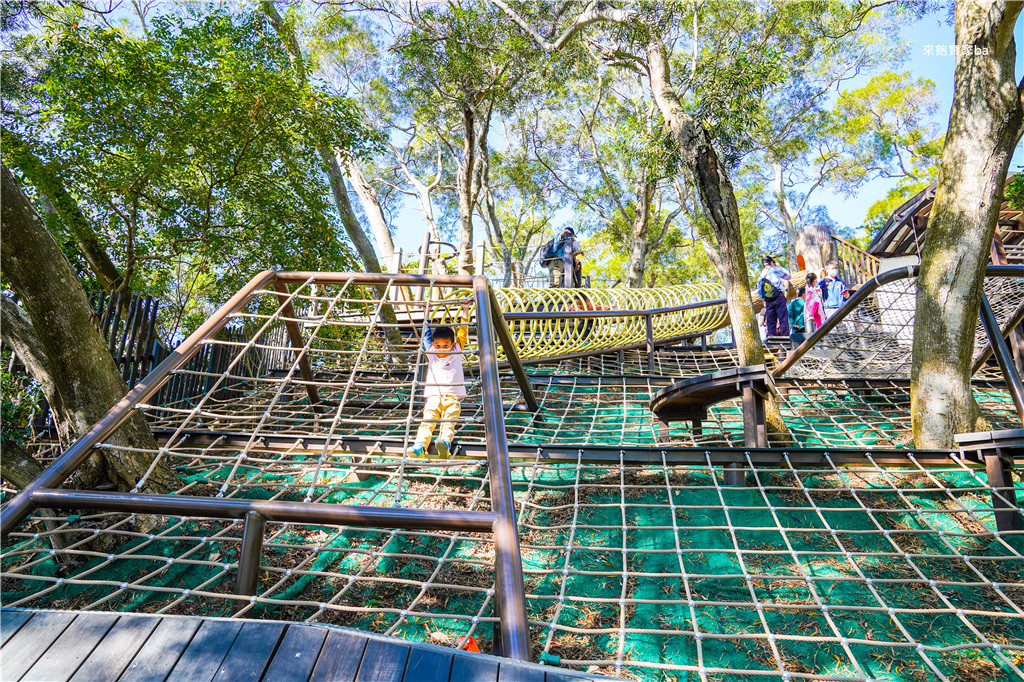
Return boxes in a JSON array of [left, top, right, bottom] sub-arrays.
[[414, 394, 462, 447]]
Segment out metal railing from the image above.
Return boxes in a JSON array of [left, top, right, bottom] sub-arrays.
[[773, 264, 1024, 426], [0, 271, 538, 661]]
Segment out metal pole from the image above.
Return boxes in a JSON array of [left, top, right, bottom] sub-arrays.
[[234, 511, 266, 614], [417, 232, 431, 301], [980, 293, 1024, 425], [272, 282, 321, 407], [473, 276, 531, 662], [645, 314, 655, 374], [487, 288, 539, 412], [476, 241, 487, 278], [562, 249, 572, 288], [30, 488, 499, 532]]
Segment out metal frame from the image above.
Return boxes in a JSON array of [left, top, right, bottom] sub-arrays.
[[0, 270, 535, 661]]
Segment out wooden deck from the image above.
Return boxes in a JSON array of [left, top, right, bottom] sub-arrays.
[[0, 609, 605, 682]]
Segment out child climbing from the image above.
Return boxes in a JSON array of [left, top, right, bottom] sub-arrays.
[[408, 300, 472, 458]]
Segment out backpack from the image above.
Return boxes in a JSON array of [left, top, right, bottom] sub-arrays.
[[758, 276, 781, 301], [538, 238, 558, 269]]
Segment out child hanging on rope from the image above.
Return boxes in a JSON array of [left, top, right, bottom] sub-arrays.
[[408, 300, 472, 458]]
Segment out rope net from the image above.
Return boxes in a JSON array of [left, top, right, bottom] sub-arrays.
[[780, 274, 1024, 381], [3, 273, 1023, 681]]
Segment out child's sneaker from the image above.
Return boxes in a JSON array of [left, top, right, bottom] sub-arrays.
[[435, 440, 451, 458], [406, 444, 424, 457]]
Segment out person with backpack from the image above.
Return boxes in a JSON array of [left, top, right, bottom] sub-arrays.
[[756, 254, 791, 337], [541, 227, 584, 287]]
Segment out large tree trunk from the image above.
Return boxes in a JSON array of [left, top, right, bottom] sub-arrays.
[[645, 37, 789, 440], [1, 165, 177, 493], [457, 105, 476, 275], [261, 3, 406, 361], [342, 158, 396, 264], [911, 1, 1023, 448], [473, 115, 515, 286], [626, 181, 655, 288], [646, 40, 762, 366], [3, 126, 126, 293], [772, 160, 799, 268]]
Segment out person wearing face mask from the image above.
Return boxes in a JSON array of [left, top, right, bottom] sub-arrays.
[[821, 260, 848, 319]]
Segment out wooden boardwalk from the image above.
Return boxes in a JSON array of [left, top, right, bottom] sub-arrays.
[[0, 609, 604, 682]]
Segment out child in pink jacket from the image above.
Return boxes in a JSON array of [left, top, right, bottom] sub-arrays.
[[804, 273, 825, 333]]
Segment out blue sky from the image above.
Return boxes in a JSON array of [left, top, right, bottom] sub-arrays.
[[385, 9, 1023, 254]]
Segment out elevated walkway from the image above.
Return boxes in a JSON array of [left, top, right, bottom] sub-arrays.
[[1, 608, 599, 682]]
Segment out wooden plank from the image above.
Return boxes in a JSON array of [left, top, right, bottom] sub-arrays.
[[308, 629, 366, 682], [164, 619, 243, 682], [0, 611, 76, 681], [496, 659, 545, 682], [1, 610, 34, 646], [449, 654, 499, 682], [119, 616, 201, 682], [212, 621, 285, 681], [22, 612, 119, 682], [261, 624, 328, 682], [69, 614, 160, 682], [402, 646, 452, 681], [354, 638, 409, 682]]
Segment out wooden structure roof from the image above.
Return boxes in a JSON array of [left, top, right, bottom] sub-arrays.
[[867, 176, 1024, 260]]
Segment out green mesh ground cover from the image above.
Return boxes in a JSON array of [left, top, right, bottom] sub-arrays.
[[4, 454, 1022, 681]]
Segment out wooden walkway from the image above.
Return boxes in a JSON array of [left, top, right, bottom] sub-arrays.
[[0, 609, 604, 682]]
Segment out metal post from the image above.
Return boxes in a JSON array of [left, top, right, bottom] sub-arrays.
[[234, 511, 266, 614], [980, 293, 1024, 425], [473, 276, 531, 661], [476, 241, 487, 279], [645, 314, 655, 374], [487, 288, 540, 412], [562, 250, 572, 288], [985, 450, 1023, 532], [417, 232, 431, 301], [272, 282, 322, 408]]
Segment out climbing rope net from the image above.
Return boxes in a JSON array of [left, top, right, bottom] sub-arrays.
[[2, 272, 1023, 681], [780, 273, 1024, 381]]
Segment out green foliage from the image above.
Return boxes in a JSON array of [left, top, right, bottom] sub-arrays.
[[1007, 173, 1024, 211], [0, 349, 41, 450], [4, 8, 378, 336]]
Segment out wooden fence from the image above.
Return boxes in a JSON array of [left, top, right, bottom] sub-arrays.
[[7, 291, 292, 431]]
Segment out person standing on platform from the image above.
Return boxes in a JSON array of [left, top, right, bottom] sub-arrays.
[[756, 255, 791, 337], [547, 227, 584, 288], [820, 260, 848, 319]]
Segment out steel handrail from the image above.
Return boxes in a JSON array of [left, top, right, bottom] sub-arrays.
[[770, 264, 1024, 393]]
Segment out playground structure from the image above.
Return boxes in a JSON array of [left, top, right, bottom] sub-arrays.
[[2, 225, 1024, 680]]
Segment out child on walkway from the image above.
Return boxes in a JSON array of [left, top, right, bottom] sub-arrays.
[[804, 273, 825, 333], [408, 301, 472, 458]]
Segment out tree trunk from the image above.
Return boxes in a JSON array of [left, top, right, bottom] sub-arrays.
[[911, 1, 1024, 448], [260, 3, 406, 361], [457, 105, 476, 275], [626, 181, 655, 288], [1, 165, 177, 493], [342, 158, 396, 264], [473, 116, 515, 286], [3, 126, 126, 293], [645, 38, 789, 439], [772, 160, 799, 268]]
